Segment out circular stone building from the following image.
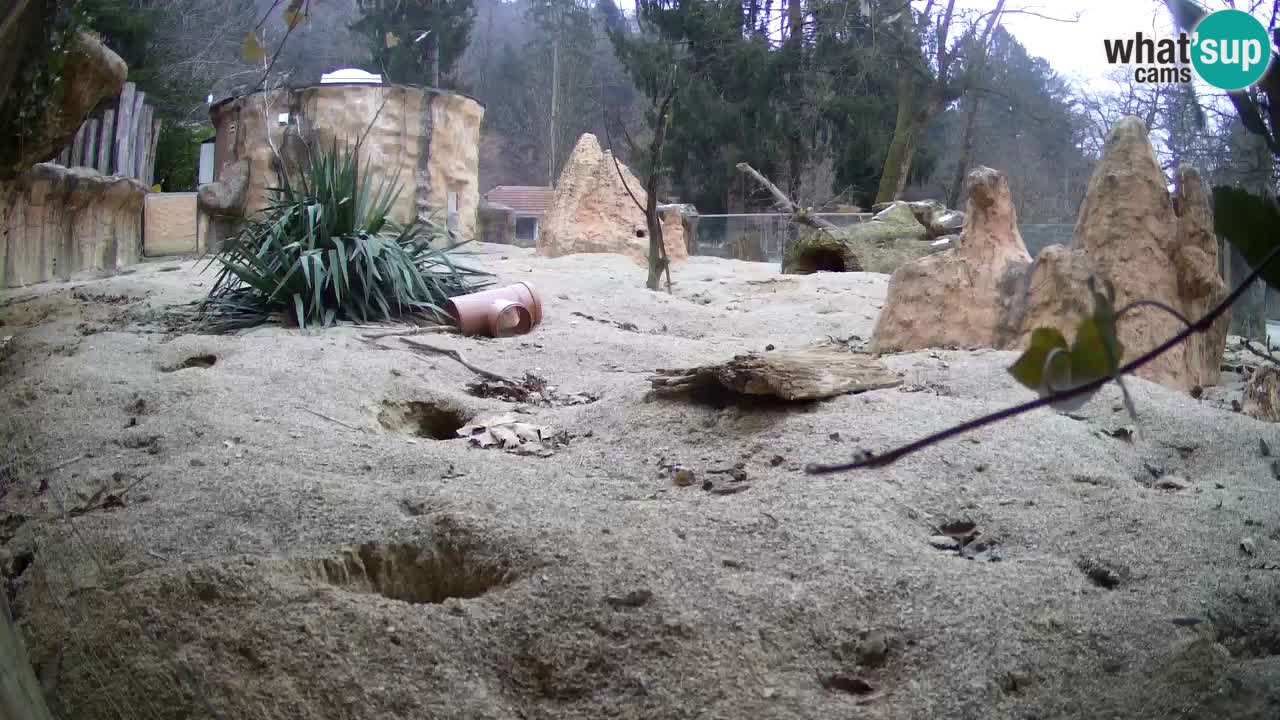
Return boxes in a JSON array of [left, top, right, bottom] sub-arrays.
[[202, 82, 484, 243]]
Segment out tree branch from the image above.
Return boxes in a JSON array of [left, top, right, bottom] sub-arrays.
[[805, 241, 1280, 475], [736, 163, 840, 231]]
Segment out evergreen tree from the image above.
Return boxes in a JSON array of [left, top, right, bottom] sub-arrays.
[[352, 0, 476, 86]]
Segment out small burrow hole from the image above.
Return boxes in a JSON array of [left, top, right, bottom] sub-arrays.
[[163, 354, 217, 372], [378, 400, 469, 440], [302, 541, 516, 604]]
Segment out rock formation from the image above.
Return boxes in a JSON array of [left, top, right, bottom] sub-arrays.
[[870, 167, 1031, 353], [197, 158, 249, 252], [1, 163, 145, 288], [537, 134, 688, 265], [209, 85, 484, 243], [869, 116, 1231, 393], [1013, 118, 1229, 391], [1, 32, 127, 180]]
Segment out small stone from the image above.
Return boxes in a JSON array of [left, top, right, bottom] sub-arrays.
[[1155, 476, 1188, 491], [829, 432, 842, 442], [769, 455, 785, 467], [929, 535, 960, 551], [855, 630, 889, 668], [1262, 438, 1272, 457], [1001, 671, 1031, 694], [189, 458, 206, 467], [671, 466, 697, 486], [605, 589, 654, 608], [1241, 538, 1257, 556], [760, 687, 777, 699]]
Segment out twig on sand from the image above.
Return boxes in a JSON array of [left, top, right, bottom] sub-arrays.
[[399, 338, 514, 383], [0, 453, 86, 478], [360, 325, 458, 340], [297, 406, 365, 432]]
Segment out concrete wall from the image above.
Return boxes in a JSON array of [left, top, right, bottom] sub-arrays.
[[208, 84, 484, 242], [1, 164, 145, 288]]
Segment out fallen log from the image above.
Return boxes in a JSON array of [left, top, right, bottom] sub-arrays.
[[650, 344, 902, 401]]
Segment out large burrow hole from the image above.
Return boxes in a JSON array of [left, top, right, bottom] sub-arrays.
[[302, 540, 517, 604], [161, 354, 217, 372], [792, 248, 852, 274], [377, 400, 469, 440]]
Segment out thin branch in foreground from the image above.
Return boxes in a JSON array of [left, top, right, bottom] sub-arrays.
[[399, 338, 513, 383], [805, 243, 1280, 475]]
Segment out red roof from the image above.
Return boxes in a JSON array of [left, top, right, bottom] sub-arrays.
[[485, 186, 554, 218]]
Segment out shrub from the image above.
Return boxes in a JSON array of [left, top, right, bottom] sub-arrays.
[[201, 142, 489, 331]]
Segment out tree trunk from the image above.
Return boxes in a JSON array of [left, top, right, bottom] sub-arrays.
[[875, 73, 925, 204], [549, 34, 560, 186], [645, 85, 676, 291], [430, 33, 440, 86], [947, 95, 981, 208]]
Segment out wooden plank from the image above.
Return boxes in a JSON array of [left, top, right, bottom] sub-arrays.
[[113, 82, 135, 175], [83, 119, 99, 172], [132, 104, 149, 180], [145, 115, 161, 187], [57, 146, 70, 166], [69, 123, 86, 166], [127, 91, 146, 180], [0, 592, 55, 720], [96, 109, 114, 173]]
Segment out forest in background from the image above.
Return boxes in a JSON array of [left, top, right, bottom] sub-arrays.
[[75, 0, 1276, 223]]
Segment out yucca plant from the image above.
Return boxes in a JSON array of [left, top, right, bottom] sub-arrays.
[[200, 141, 490, 331]]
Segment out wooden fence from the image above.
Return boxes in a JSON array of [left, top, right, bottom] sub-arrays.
[[51, 81, 160, 186]]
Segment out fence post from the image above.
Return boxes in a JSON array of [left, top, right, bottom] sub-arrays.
[[96, 108, 114, 174], [113, 82, 135, 176]]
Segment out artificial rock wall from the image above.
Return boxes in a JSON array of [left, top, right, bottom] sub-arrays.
[[538, 133, 689, 265], [206, 84, 484, 242], [870, 116, 1229, 393], [1, 164, 145, 288]]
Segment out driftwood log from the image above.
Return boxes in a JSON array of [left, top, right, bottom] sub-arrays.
[[649, 345, 902, 401]]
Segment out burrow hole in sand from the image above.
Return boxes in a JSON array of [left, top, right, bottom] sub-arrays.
[[302, 541, 516, 604], [792, 248, 851, 273], [162, 354, 217, 372], [377, 400, 469, 440]]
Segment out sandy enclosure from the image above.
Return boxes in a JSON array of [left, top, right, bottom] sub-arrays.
[[1, 244, 1279, 719]]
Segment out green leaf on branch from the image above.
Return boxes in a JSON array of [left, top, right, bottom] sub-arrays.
[[1008, 280, 1126, 413], [1008, 327, 1069, 390], [1212, 185, 1280, 292]]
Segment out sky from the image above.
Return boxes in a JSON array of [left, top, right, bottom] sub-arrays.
[[970, 0, 1176, 86]]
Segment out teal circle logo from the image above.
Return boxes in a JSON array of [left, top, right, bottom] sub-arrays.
[[1191, 9, 1272, 90]]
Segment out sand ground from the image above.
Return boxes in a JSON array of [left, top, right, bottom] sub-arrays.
[[2, 243, 1279, 720]]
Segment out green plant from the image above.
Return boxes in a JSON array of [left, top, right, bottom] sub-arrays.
[[152, 120, 209, 192], [201, 142, 490, 331]]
